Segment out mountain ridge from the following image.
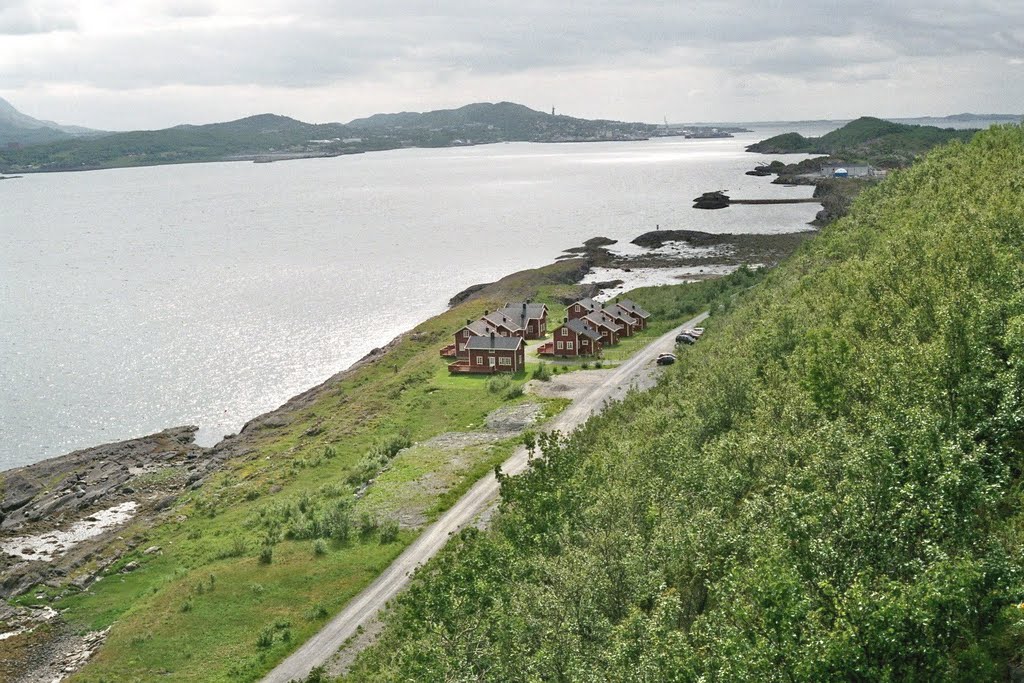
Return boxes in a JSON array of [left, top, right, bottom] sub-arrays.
[[0, 96, 105, 145]]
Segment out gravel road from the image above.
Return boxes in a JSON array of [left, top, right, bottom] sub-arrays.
[[261, 313, 708, 683]]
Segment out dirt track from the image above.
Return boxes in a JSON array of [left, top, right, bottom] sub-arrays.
[[261, 313, 708, 683]]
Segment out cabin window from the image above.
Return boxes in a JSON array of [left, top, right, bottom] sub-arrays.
[[458, 344, 466, 352], [566, 342, 574, 350], [499, 357, 512, 366], [556, 341, 563, 350], [488, 357, 496, 367], [582, 339, 588, 346], [476, 356, 484, 365]]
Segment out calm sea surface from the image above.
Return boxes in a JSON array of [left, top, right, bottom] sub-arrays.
[[2, 128, 827, 470]]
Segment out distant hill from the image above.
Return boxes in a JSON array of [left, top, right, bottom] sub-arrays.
[[345, 101, 642, 142], [746, 116, 978, 166], [348, 101, 549, 130], [0, 97, 105, 146], [0, 113, 358, 172], [892, 113, 1022, 126], [0, 102, 682, 173]]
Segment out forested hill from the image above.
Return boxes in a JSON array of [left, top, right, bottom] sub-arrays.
[[747, 115, 977, 166], [345, 101, 654, 140], [0, 114, 353, 172], [347, 125, 1024, 681], [0, 102, 676, 173]]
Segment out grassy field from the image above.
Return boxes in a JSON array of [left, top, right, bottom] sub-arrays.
[[5, 259, 769, 682]]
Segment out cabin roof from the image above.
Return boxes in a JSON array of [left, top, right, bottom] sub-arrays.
[[466, 335, 524, 351], [480, 312, 524, 332], [497, 302, 548, 325], [462, 319, 499, 336], [614, 299, 651, 318], [583, 310, 622, 330], [603, 306, 638, 325], [564, 318, 603, 341]]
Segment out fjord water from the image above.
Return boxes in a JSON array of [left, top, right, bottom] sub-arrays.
[[1, 131, 821, 469]]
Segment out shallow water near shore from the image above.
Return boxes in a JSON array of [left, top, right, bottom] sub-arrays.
[[1, 129, 825, 470]]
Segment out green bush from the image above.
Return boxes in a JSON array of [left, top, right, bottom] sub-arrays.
[[346, 434, 412, 486], [215, 537, 247, 560], [358, 512, 378, 540], [502, 384, 524, 400], [486, 375, 512, 394], [257, 544, 273, 565], [255, 625, 274, 649], [379, 519, 400, 544], [312, 538, 327, 556], [306, 603, 329, 620], [532, 362, 552, 381]]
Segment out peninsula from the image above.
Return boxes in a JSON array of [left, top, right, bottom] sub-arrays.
[[0, 101, 746, 174]]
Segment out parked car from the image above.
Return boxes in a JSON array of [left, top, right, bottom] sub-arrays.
[[656, 353, 677, 365], [683, 328, 704, 338], [675, 333, 697, 345]]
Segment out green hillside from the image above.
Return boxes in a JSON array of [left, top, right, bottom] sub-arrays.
[[0, 114, 351, 172], [346, 101, 649, 142], [747, 115, 976, 166], [0, 103, 666, 173], [347, 125, 1024, 681]]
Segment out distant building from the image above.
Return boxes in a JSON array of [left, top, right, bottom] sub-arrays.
[[448, 334, 525, 374], [822, 164, 875, 178], [440, 318, 504, 359], [538, 319, 603, 357], [495, 302, 548, 339], [611, 299, 651, 331]]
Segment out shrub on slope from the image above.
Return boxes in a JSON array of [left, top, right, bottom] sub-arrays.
[[347, 125, 1024, 682]]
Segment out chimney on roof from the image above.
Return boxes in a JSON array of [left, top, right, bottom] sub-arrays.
[[563, 317, 567, 323], [484, 309, 489, 315], [522, 302, 527, 311], [490, 331, 495, 347], [466, 319, 472, 325]]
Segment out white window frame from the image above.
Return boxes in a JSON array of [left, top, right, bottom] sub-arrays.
[[556, 341, 563, 350], [498, 356, 512, 366], [566, 341, 574, 350], [488, 356, 496, 367], [476, 356, 484, 365]]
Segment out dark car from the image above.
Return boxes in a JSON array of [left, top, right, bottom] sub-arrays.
[[675, 333, 696, 345], [656, 353, 677, 365]]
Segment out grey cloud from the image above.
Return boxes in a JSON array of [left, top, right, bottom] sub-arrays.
[[161, 1, 217, 18], [4, 0, 1024, 91], [0, 2, 75, 34]]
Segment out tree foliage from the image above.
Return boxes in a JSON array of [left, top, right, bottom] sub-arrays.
[[346, 125, 1024, 682]]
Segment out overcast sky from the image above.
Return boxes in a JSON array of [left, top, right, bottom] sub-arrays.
[[2, 0, 1022, 130]]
